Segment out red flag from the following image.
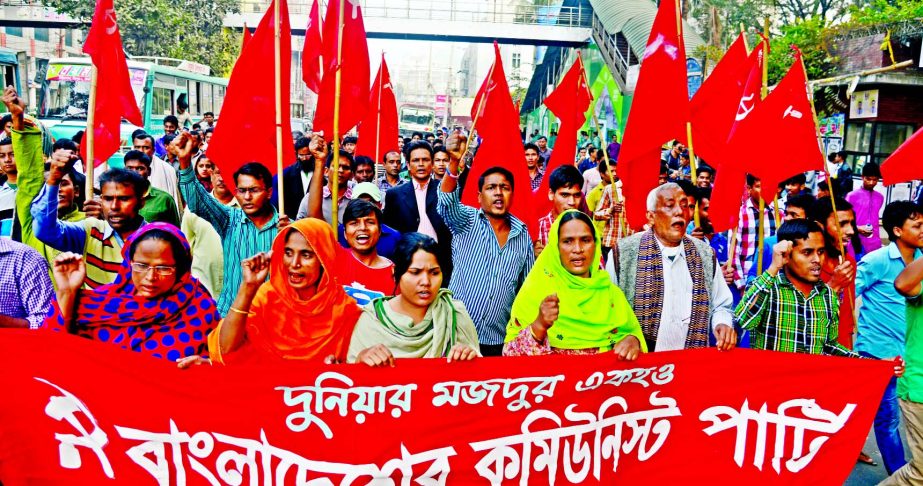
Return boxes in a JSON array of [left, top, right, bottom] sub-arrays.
[[708, 41, 766, 233], [532, 56, 593, 223], [301, 0, 323, 94], [312, 0, 370, 137], [881, 127, 923, 186], [689, 33, 749, 165], [241, 23, 252, 51], [730, 48, 824, 204], [461, 43, 532, 225], [543, 56, 593, 129], [618, 0, 689, 229], [207, 0, 294, 185], [354, 55, 399, 164], [79, 0, 143, 167]]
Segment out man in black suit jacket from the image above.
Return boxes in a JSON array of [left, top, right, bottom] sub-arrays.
[[271, 136, 315, 217], [383, 140, 453, 285]]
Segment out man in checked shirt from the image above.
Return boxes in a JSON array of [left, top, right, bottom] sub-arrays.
[[737, 218, 905, 369], [0, 237, 53, 329]]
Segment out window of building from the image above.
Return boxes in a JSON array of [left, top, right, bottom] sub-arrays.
[[512, 52, 521, 69], [5, 27, 23, 37], [34, 28, 50, 42], [64, 30, 73, 47], [845, 121, 917, 172]]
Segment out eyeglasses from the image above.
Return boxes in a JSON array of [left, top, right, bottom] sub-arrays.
[[236, 187, 265, 196], [131, 262, 176, 277]]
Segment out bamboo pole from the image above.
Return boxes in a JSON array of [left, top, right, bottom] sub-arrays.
[[724, 26, 748, 275], [273, 0, 285, 217], [800, 52, 856, 326], [809, 60, 912, 87], [755, 17, 769, 275], [463, 51, 498, 169], [331, 0, 346, 230], [577, 51, 626, 237], [686, 123, 701, 228], [674, 0, 700, 228], [85, 65, 98, 202], [374, 53, 384, 167]]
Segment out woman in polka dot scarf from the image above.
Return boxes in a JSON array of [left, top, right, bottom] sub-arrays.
[[44, 223, 220, 360]]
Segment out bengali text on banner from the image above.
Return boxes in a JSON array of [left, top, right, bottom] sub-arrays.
[[0, 330, 891, 485]]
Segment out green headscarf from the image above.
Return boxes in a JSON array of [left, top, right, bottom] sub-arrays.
[[505, 210, 646, 352]]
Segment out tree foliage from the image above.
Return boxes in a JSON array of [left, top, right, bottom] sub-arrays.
[[766, 17, 834, 85], [44, 0, 241, 76]]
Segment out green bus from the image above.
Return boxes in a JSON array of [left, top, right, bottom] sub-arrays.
[[37, 56, 228, 165]]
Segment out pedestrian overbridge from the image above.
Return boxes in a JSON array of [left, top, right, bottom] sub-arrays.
[[227, 0, 593, 47], [1, 0, 593, 47]]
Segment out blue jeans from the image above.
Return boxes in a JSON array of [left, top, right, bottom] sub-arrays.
[[862, 352, 907, 473]]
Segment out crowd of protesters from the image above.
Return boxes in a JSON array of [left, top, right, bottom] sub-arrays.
[[1, 84, 922, 483]]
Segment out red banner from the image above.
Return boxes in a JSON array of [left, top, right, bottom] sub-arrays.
[[0, 330, 890, 485]]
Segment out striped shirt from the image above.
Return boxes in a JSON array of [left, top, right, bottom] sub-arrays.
[[735, 270, 858, 357], [732, 198, 777, 290], [179, 167, 278, 316], [593, 184, 627, 248], [31, 184, 132, 288], [437, 188, 534, 345]]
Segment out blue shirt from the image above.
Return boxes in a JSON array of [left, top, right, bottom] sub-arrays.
[[31, 183, 128, 253], [855, 243, 922, 359], [437, 187, 534, 345], [179, 167, 278, 316], [337, 223, 401, 260], [0, 237, 53, 329]]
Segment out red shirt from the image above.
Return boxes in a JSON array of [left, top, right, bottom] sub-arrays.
[[333, 246, 395, 305]]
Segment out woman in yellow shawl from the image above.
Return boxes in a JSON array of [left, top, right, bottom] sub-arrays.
[[504, 210, 645, 358]]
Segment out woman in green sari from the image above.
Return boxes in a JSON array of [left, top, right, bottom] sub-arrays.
[[504, 210, 645, 358], [348, 233, 480, 366]]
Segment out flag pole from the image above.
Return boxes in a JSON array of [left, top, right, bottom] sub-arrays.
[[85, 65, 98, 202], [761, 20, 782, 229], [725, 26, 749, 276], [374, 54, 384, 167], [800, 50, 858, 332], [673, 0, 701, 229], [273, 0, 286, 218], [331, 0, 346, 230], [464, 52, 497, 169], [756, 17, 770, 275], [577, 51, 625, 236]]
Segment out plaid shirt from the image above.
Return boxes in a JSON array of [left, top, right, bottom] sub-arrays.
[[529, 171, 544, 191], [0, 237, 53, 329], [732, 198, 777, 290], [736, 270, 859, 357], [376, 176, 407, 196], [537, 211, 554, 247], [593, 184, 628, 248]]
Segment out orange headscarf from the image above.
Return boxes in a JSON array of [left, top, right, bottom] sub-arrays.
[[215, 218, 362, 364]]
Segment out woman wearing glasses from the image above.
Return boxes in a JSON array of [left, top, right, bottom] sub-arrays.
[[45, 223, 220, 360]]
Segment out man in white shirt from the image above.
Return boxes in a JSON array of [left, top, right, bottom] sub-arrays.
[[133, 133, 180, 211], [609, 183, 736, 351]]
